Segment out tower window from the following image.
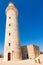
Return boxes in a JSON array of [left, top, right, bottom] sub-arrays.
[[9, 43, 10, 46], [9, 33, 11, 36], [9, 17, 11, 19], [9, 24, 11, 26]]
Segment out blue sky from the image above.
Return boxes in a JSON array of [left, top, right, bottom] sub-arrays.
[[0, 0, 43, 54]]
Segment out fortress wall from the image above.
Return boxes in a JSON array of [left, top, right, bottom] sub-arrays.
[[21, 46, 28, 59], [33, 45, 40, 57], [35, 54, 43, 64], [27, 45, 40, 59]]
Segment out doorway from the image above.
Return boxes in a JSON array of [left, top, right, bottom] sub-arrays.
[[8, 52, 11, 61]]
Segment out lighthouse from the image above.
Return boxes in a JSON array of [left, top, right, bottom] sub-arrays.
[[4, 2, 22, 61]]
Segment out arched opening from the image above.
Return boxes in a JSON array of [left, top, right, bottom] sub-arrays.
[[8, 52, 11, 61], [26, 53, 29, 59]]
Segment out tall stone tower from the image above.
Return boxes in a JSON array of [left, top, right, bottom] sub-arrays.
[[4, 2, 22, 61]]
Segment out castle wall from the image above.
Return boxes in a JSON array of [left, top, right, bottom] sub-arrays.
[[35, 54, 43, 64], [27, 45, 40, 59], [21, 46, 29, 59]]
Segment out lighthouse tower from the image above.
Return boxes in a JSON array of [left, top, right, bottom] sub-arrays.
[[4, 2, 22, 61]]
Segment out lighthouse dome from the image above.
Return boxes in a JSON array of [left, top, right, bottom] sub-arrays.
[[9, 2, 15, 7]]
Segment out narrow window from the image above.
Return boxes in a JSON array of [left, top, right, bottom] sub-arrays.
[[9, 33, 11, 36], [9, 43, 10, 46], [9, 24, 11, 26], [9, 17, 11, 19]]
